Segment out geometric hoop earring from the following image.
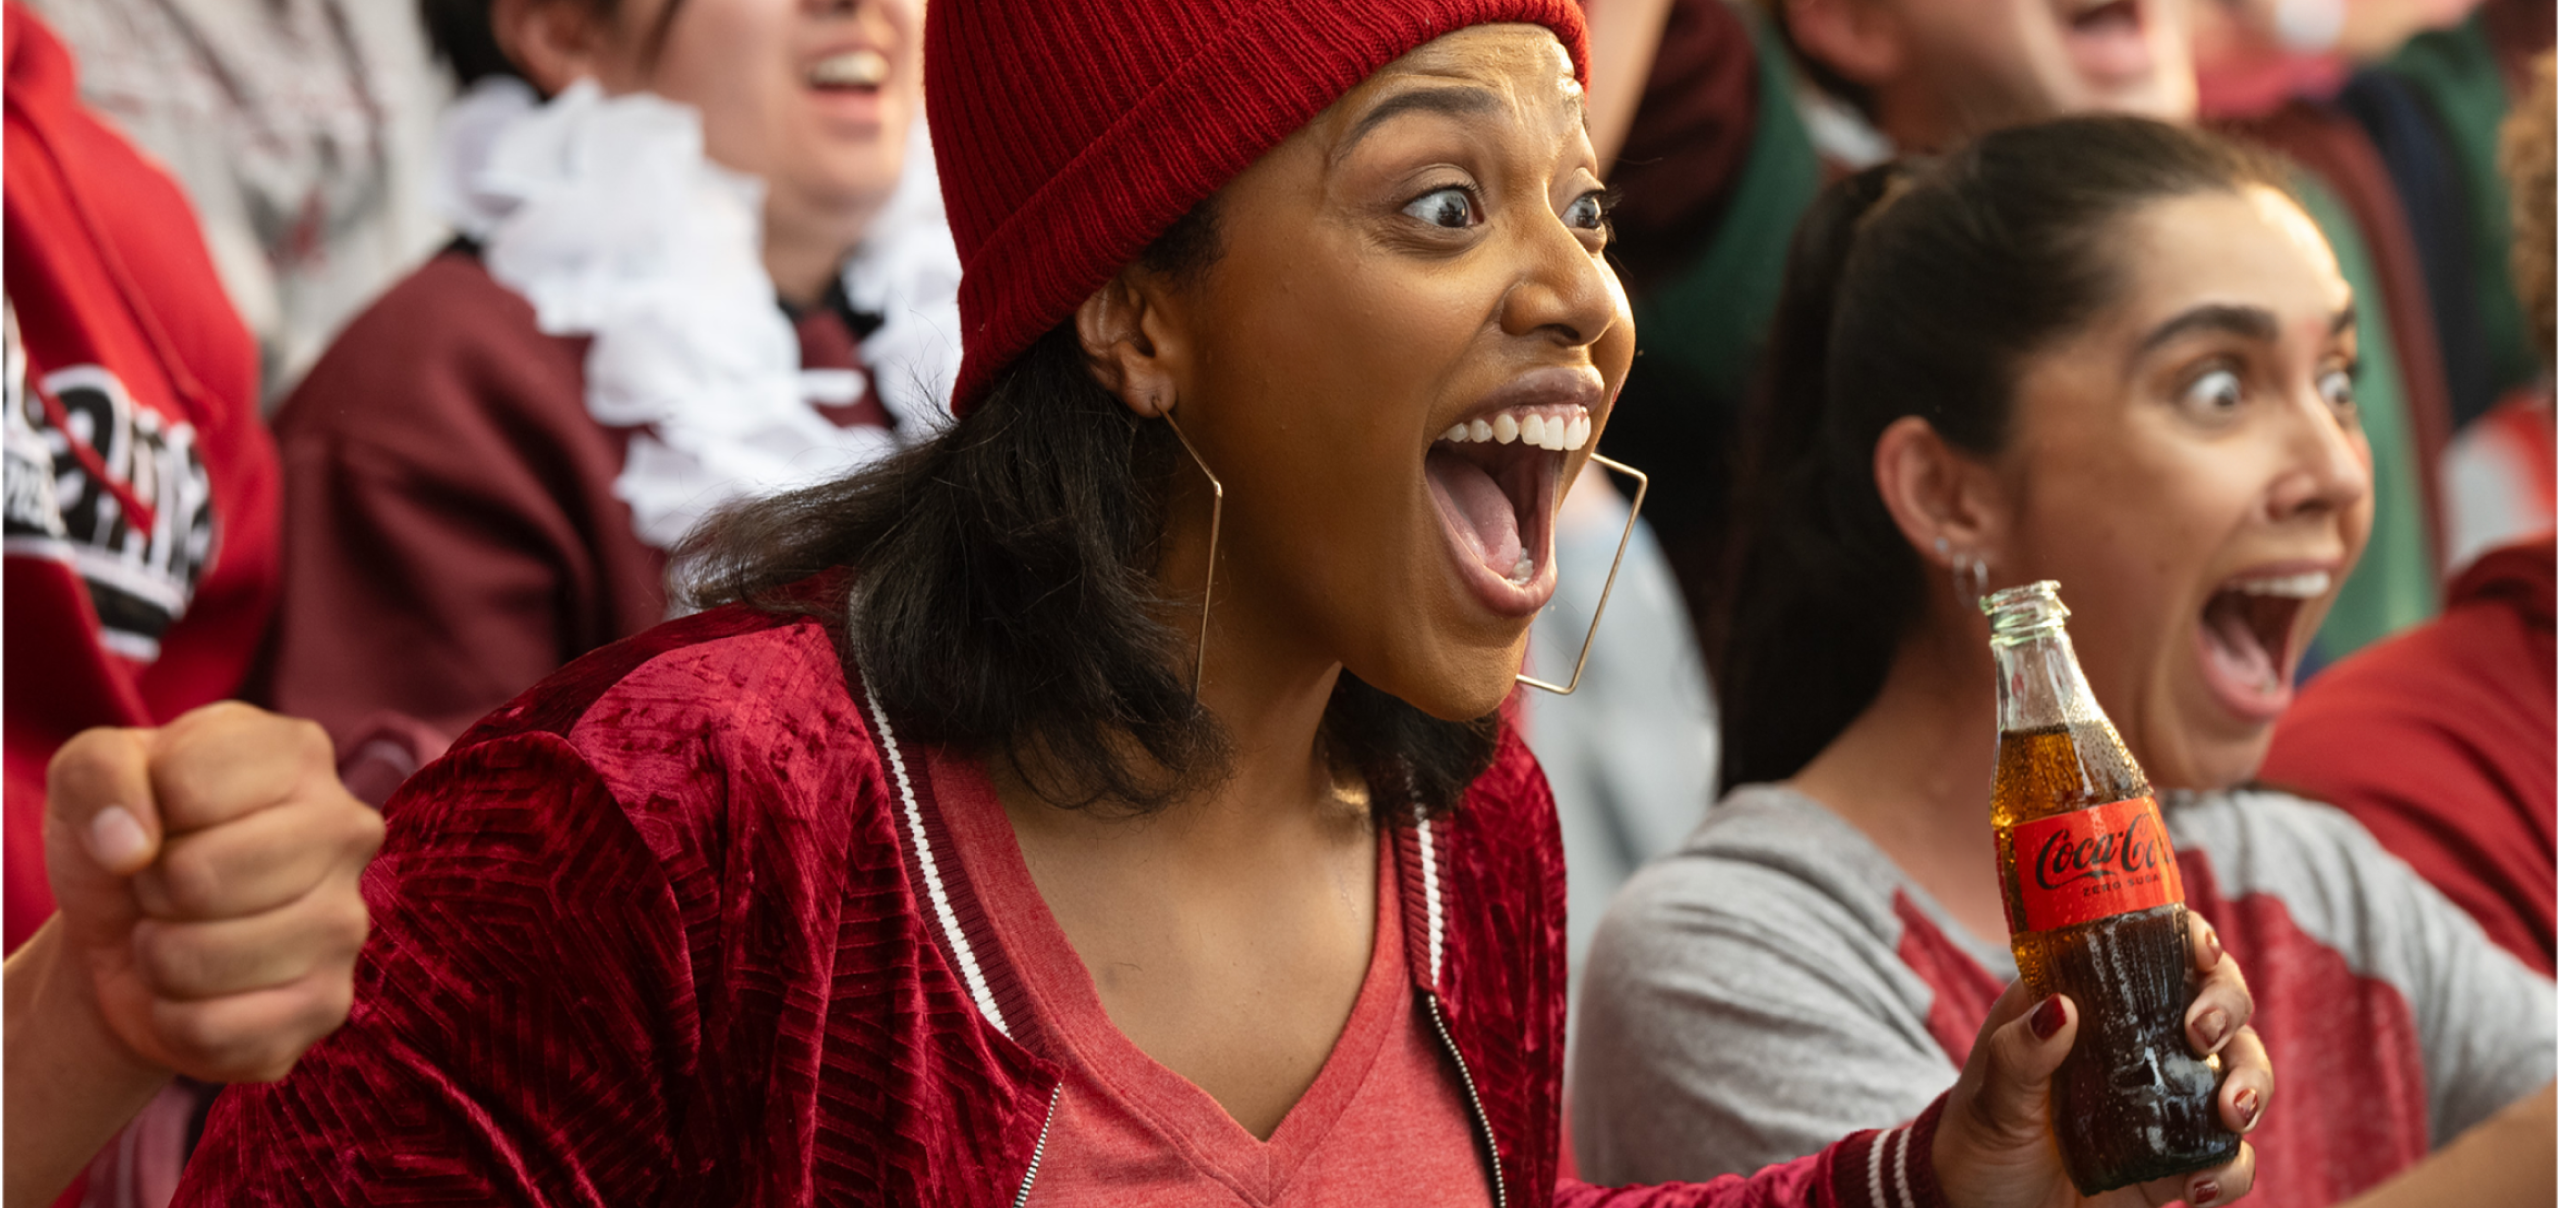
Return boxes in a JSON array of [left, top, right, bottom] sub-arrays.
[[1159, 406, 1223, 699], [1516, 453, 1651, 696]]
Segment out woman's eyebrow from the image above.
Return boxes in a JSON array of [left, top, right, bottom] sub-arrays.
[[1336, 85, 1502, 159], [2125, 304, 2278, 379]]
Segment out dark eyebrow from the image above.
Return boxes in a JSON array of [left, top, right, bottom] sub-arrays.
[[1336, 85, 1503, 159], [2128, 301, 2359, 369], [2135, 304, 2280, 359]]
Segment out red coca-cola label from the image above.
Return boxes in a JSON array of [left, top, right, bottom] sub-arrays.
[[2009, 796, 2185, 931]]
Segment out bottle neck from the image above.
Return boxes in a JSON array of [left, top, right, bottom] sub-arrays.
[[1991, 624, 2103, 734]]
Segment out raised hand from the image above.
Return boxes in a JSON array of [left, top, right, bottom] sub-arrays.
[[5, 702, 382, 1207], [44, 702, 382, 1082]]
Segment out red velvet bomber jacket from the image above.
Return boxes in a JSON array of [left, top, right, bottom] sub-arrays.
[[172, 601, 1948, 1207]]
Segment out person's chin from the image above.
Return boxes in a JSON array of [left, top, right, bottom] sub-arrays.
[[2100, 79, 2196, 122], [2161, 714, 2277, 793], [784, 168, 904, 226], [1360, 639, 1524, 723], [2207, 743, 2275, 792]]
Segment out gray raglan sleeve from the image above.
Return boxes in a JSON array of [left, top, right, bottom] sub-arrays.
[[1567, 854, 1962, 1186], [2215, 792, 2556, 1143]]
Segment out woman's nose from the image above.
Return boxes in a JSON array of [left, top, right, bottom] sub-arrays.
[[1498, 210, 1621, 350], [2264, 384, 2371, 523]]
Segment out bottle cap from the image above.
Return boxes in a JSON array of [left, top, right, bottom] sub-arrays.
[[1982, 580, 2069, 644]]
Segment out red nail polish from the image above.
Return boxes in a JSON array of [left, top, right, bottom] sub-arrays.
[[2191, 1180, 2221, 1206], [2030, 995, 2066, 1040], [2236, 1087, 2261, 1129], [2197, 1007, 2230, 1050]]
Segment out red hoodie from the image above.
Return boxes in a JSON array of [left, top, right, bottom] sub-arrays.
[[2, 3, 281, 953], [2261, 536, 2557, 975], [172, 599, 1948, 1207]]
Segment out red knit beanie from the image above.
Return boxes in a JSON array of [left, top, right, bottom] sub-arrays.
[[927, 0, 1591, 414]]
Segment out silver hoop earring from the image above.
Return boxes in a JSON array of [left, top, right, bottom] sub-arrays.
[[1953, 553, 1989, 608], [1159, 407, 1223, 699], [1517, 453, 1652, 696]]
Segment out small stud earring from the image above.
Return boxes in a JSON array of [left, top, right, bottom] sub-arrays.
[[1951, 553, 1989, 607]]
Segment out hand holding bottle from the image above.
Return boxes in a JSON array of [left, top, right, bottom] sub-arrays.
[[1933, 912, 2271, 1208]]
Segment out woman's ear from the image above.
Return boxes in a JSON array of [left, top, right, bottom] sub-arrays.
[[490, 0, 608, 96], [1782, 0, 1908, 92], [1075, 271, 1196, 420], [1874, 414, 2010, 571]]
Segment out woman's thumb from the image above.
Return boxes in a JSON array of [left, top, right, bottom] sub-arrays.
[[1971, 993, 2077, 1139], [46, 726, 165, 882]]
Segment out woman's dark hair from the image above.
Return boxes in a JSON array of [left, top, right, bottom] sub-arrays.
[[1713, 116, 2291, 792], [419, 0, 685, 89], [679, 203, 1498, 817]]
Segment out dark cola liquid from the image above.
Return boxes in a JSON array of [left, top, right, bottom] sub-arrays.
[[1993, 723, 2236, 1194]]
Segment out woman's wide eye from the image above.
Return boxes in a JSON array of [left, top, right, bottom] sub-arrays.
[[1565, 190, 1611, 233], [2178, 367, 2244, 420], [1403, 187, 1476, 230], [2317, 366, 2358, 419]]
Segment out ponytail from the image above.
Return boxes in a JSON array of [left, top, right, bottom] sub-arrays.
[[1712, 162, 1921, 791]]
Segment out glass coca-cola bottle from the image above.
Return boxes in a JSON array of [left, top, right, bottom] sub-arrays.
[[1983, 581, 2236, 1193]]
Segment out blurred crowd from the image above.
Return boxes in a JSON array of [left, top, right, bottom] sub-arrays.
[[1, 0, 2550, 1204]]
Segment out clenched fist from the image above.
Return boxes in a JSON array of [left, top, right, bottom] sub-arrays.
[[6, 702, 383, 1206]]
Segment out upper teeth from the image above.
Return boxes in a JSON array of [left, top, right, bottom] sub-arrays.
[[810, 49, 890, 87], [2232, 571, 2331, 598], [1439, 405, 1591, 452]]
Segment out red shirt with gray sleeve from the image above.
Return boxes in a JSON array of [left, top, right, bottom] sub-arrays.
[[1571, 783, 2555, 1203]]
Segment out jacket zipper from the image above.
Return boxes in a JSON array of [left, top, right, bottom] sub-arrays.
[[1423, 991, 1508, 1208], [1011, 1084, 1062, 1208]]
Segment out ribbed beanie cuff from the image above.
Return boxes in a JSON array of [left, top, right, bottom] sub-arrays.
[[928, 0, 1590, 414]]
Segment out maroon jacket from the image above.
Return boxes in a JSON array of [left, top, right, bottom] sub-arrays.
[[174, 599, 1946, 1206], [255, 249, 896, 802]]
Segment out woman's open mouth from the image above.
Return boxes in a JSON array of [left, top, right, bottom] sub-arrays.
[[1423, 399, 1590, 618], [809, 48, 890, 91], [2057, 0, 2156, 83], [2193, 567, 2331, 722], [805, 48, 892, 125]]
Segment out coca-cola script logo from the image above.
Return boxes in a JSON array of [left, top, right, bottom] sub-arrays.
[[2009, 796, 2184, 931], [2033, 809, 2172, 892]]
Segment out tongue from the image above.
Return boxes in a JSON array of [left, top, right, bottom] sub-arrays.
[[2200, 593, 2277, 692], [1425, 447, 1525, 579]]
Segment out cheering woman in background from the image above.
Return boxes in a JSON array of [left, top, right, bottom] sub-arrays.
[[1572, 119, 2553, 1205], [255, 0, 956, 794]]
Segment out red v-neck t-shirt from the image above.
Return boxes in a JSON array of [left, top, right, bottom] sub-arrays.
[[928, 750, 1494, 1207]]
